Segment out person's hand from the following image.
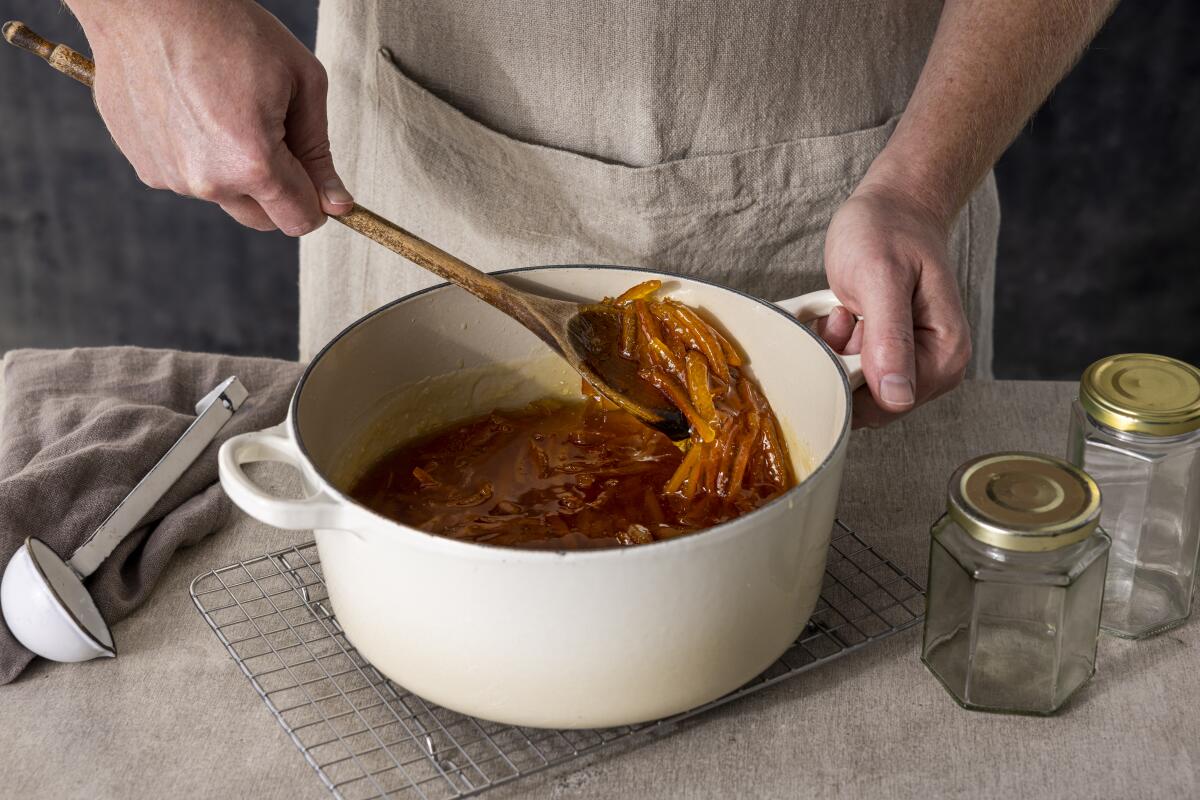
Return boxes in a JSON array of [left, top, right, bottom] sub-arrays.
[[70, 0, 352, 234], [817, 179, 971, 428]]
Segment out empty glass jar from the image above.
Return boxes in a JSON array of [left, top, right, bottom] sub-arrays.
[[1066, 353, 1200, 639], [922, 452, 1110, 715]]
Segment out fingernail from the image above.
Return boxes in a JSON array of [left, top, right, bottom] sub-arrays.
[[323, 177, 353, 206], [880, 374, 915, 407]]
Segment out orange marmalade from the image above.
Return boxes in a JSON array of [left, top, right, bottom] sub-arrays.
[[349, 280, 795, 549]]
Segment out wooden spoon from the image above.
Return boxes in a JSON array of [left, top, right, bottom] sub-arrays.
[[3, 21, 690, 440]]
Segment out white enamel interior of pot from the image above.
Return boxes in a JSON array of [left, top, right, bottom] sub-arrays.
[[291, 266, 851, 728]]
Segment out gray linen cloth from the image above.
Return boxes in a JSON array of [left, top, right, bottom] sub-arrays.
[[0, 347, 303, 683]]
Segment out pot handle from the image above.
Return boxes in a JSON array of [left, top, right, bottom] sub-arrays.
[[218, 424, 355, 532], [775, 290, 865, 390]]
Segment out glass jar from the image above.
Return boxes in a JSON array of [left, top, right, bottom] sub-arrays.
[[1066, 353, 1200, 639], [922, 452, 1110, 715]]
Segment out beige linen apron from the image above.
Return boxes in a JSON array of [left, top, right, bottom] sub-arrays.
[[300, 1, 999, 377]]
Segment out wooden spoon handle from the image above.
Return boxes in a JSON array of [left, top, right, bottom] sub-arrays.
[[3, 21, 95, 87], [333, 205, 535, 321], [4, 21, 542, 329]]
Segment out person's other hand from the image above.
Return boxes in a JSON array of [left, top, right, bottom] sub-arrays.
[[72, 0, 352, 234], [817, 180, 971, 428]]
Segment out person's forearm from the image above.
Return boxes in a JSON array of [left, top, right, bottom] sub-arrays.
[[862, 0, 1117, 225], [66, 0, 245, 39]]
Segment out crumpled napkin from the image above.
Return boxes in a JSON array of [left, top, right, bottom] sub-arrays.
[[0, 347, 304, 683]]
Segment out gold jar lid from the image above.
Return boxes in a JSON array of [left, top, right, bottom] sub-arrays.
[[947, 452, 1101, 552], [1080, 353, 1200, 436]]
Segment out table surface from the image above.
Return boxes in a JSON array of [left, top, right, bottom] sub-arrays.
[[2, 373, 1196, 800]]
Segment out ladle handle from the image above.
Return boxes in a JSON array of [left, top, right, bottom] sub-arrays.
[[3, 21, 540, 331], [331, 205, 537, 324], [68, 378, 249, 577]]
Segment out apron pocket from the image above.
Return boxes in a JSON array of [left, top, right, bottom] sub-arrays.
[[370, 47, 902, 301]]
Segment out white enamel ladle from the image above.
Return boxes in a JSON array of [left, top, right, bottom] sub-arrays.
[[0, 377, 248, 663]]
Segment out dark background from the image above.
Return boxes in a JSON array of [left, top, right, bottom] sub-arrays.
[[2, 2, 1197, 378]]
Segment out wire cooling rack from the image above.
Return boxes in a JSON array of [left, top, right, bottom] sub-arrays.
[[190, 520, 924, 800]]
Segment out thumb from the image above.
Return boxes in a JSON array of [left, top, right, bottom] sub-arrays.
[[286, 63, 354, 216], [858, 269, 917, 412]]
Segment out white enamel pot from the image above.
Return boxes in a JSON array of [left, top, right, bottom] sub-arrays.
[[219, 266, 862, 729]]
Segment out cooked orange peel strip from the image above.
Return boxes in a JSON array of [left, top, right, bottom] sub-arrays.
[[669, 304, 732, 383], [684, 351, 718, 425], [614, 279, 663, 304], [665, 441, 704, 493], [640, 367, 717, 442]]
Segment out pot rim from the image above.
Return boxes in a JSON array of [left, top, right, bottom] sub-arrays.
[[291, 264, 852, 559]]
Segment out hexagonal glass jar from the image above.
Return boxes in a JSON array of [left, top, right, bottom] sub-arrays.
[[921, 453, 1110, 715], [1066, 354, 1200, 639]]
